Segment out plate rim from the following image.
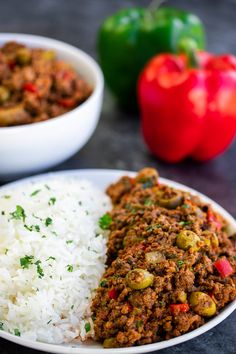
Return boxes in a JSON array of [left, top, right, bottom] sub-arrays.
[[0, 168, 235, 354]]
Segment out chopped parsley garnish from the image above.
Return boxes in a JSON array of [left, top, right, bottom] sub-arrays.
[[67, 265, 73, 272], [47, 319, 52, 325], [20, 256, 44, 278], [99, 280, 107, 287], [0, 322, 3, 330], [136, 320, 143, 328], [48, 197, 56, 206], [34, 225, 40, 232], [24, 224, 40, 232], [10, 205, 26, 222], [35, 260, 44, 278], [30, 189, 41, 197], [66, 240, 73, 244], [84, 322, 91, 333], [71, 304, 74, 310], [45, 184, 50, 190], [20, 255, 34, 269], [179, 221, 192, 226], [144, 199, 154, 206], [182, 204, 190, 209], [1, 211, 5, 215], [99, 214, 112, 230], [177, 260, 184, 268], [14, 328, 21, 336], [46, 256, 56, 261], [4, 248, 9, 255], [45, 217, 53, 226], [146, 224, 161, 232], [3, 195, 11, 199]]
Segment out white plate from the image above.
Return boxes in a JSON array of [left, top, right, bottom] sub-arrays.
[[0, 169, 235, 354]]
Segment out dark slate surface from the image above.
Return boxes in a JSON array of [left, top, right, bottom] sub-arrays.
[[0, 0, 235, 353]]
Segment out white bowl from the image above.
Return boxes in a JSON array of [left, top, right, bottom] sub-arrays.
[[0, 34, 104, 180], [0, 169, 235, 353]]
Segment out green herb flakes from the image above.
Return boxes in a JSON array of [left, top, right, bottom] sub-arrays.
[[3, 195, 11, 199], [10, 205, 26, 222], [179, 221, 192, 226], [99, 280, 107, 287], [20, 255, 34, 269], [48, 197, 56, 206], [136, 320, 143, 328], [99, 214, 112, 230], [177, 260, 184, 268], [85, 322, 91, 333], [67, 265, 73, 272], [144, 199, 154, 206], [14, 328, 21, 336], [66, 240, 73, 244], [35, 260, 44, 279], [46, 256, 56, 261], [146, 224, 161, 232], [1, 211, 5, 215], [45, 217, 53, 226], [30, 189, 41, 197], [4, 248, 9, 255], [24, 224, 40, 232], [182, 204, 190, 209], [0, 322, 4, 330]]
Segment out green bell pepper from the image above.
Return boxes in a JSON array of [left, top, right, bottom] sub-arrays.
[[98, 6, 206, 109]]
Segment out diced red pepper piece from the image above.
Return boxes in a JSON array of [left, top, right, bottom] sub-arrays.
[[23, 82, 38, 93], [61, 70, 74, 81], [213, 258, 234, 278], [58, 98, 76, 108], [207, 210, 222, 230], [108, 288, 117, 300], [169, 303, 189, 315]]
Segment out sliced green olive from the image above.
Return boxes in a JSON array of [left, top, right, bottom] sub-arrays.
[[126, 268, 154, 290], [136, 168, 159, 185], [201, 231, 219, 248], [189, 292, 216, 317], [158, 191, 183, 209], [103, 338, 117, 348], [145, 251, 165, 264], [177, 291, 187, 303], [41, 50, 56, 60], [16, 48, 31, 65], [176, 230, 200, 251], [0, 86, 10, 104]]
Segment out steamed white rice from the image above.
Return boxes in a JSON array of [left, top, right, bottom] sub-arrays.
[[0, 177, 111, 344]]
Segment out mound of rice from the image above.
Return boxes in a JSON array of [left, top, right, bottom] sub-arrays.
[[0, 177, 111, 344]]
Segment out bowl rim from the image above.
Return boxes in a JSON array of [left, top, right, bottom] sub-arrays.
[[0, 33, 104, 134], [0, 168, 235, 354]]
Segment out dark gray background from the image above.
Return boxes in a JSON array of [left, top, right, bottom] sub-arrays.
[[0, 0, 235, 353]]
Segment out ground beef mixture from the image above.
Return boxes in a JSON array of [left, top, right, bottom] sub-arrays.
[[92, 168, 236, 348], [0, 41, 92, 126]]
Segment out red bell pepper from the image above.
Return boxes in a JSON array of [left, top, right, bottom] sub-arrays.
[[108, 288, 117, 299], [23, 82, 38, 94], [138, 52, 236, 162], [169, 303, 189, 315], [207, 210, 222, 230], [213, 258, 234, 278], [58, 98, 76, 108]]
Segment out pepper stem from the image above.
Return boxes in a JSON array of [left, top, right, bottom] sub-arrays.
[[178, 38, 199, 68]]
